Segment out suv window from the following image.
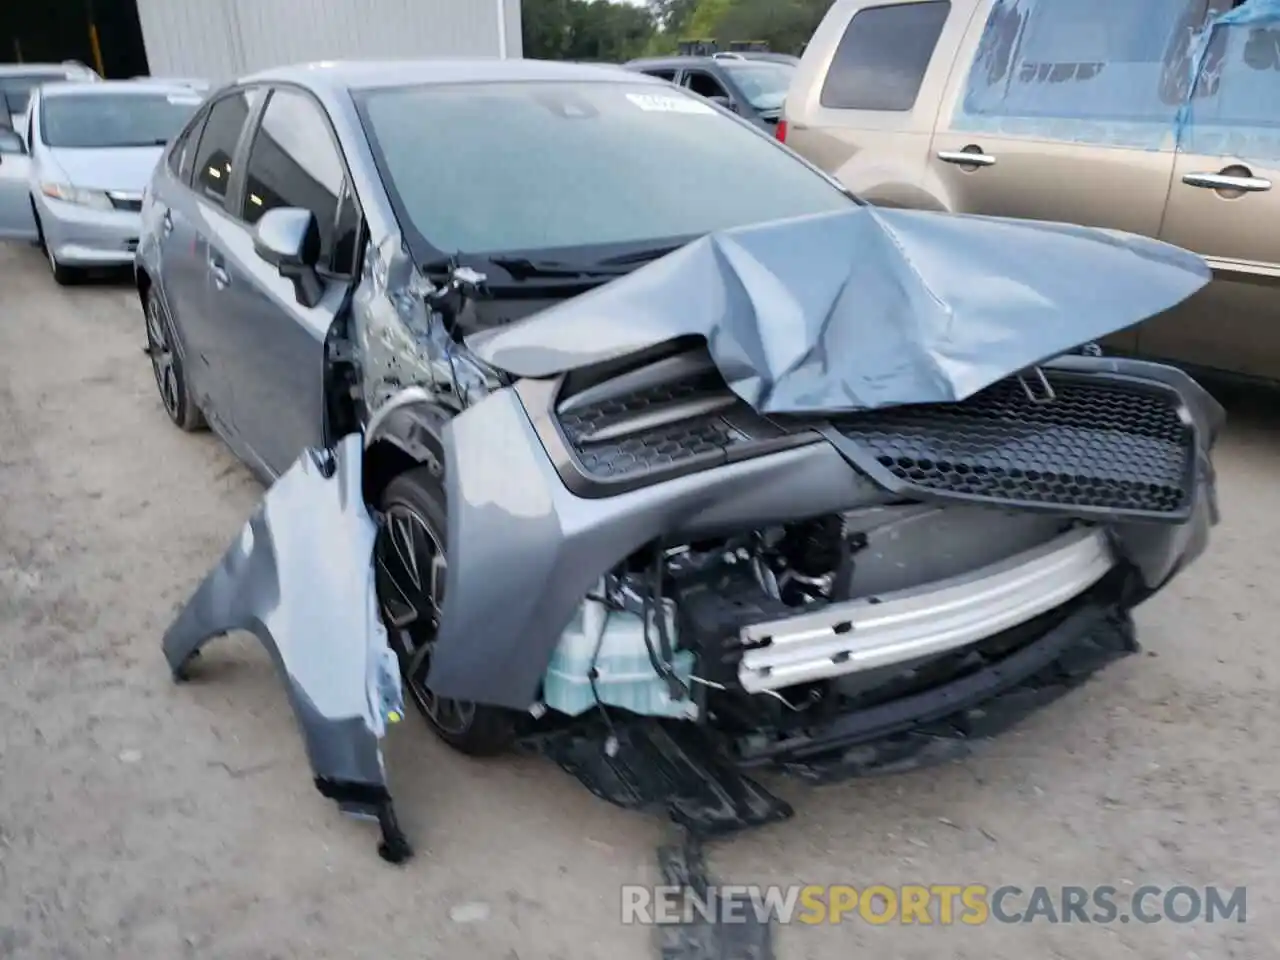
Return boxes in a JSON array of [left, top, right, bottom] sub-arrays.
[[961, 0, 1212, 125], [642, 68, 677, 81], [1183, 15, 1280, 141], [820, 1, 951, 111], [191, 88, 262, 207], [684, 70, 731, 101], [241, 88, 350, 272]]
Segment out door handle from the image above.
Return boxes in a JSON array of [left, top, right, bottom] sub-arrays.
[[161, 209, 173, 236], [209, 259, 230, 289], [1182, 171, 1271, 192], [938, 149, 997, 167]]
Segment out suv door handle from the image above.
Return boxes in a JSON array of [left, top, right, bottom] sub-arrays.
[[1182, 171, 1271, 193], [938, 149, 997, 167]]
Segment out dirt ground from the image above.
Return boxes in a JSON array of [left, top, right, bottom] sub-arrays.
[[0, 240, 1276, 960]]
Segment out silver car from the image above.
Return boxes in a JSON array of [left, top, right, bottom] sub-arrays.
[[0, 62, 99, 130], [5, 80, 204, 283]]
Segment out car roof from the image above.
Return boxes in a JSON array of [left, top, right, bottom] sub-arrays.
[[727, 52, 799, 64], [0, 63, 91, 78], [239, 58, 666, 93], [625, 56, 722, 70], [39, 78, 199, 99]]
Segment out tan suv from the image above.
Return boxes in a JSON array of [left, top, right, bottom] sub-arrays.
[[780, 0, 1280, 381]]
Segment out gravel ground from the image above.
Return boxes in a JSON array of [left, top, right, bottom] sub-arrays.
[[0, 241, 1277, 960]]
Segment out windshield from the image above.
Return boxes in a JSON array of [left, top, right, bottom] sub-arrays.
[[0, 75, 66, 115], [357, 80, 850, 259], [721, 62, 795, 111], [40, 91, 201, 149]]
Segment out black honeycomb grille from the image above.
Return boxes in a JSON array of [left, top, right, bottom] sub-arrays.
[[829, 373, 1193, 515], [557, 375, 745, 478]]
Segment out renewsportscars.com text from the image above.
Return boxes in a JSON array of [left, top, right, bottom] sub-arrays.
[[621, 884, 1247, 926]]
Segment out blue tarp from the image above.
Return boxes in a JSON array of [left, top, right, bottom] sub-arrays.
[[954, 0, 1280, 159]]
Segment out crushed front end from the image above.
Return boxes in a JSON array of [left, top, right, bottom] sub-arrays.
[[161, 206, 1222, 857], [426, 342, 1221, 829]]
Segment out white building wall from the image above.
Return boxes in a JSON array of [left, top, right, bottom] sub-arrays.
[[136, 0, 524, 83]]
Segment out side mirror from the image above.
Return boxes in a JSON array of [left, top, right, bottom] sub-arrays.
[[0, 128, 26, 159], [252, 206, 323, 308], [708, 94, 734, 111]]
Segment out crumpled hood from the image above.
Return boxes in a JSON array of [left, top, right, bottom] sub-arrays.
[[466, 207, 1211, 413]]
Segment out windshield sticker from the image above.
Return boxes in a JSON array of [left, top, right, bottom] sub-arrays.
[[625, 93, 715, 114]]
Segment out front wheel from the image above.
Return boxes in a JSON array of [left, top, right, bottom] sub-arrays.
[[32, 207, 80, 286], [375, 466, 518, 756]]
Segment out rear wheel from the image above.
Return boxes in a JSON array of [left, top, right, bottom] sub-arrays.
[[144, 287, 205, 432], [375, 466, 517, 755]]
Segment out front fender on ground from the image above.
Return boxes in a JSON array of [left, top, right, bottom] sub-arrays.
[[160, 434, 411, 862]]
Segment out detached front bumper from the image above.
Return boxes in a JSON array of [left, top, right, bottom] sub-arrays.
[[426, 356, 1222, 712], [39, 195, 140, 266]]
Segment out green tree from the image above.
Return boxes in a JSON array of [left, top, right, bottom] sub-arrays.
[[648, 0, 700, 32], [523, 0, 658, 62], [645, 0, 831, 55], [713, 0, 831, 54], [522, 0, 575, 59]]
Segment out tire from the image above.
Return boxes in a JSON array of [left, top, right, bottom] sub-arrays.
[[32, 207, 81, 286], [144, 286, 206, 432], [376, 464, 518, 756]]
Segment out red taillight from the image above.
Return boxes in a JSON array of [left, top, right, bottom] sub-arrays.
[[775, 119, 788, 143]]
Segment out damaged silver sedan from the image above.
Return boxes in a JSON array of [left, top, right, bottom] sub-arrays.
[[136, 59, 1222, 863]]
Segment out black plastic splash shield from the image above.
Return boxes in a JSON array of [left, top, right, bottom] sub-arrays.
[[525, 721, 793, 838]]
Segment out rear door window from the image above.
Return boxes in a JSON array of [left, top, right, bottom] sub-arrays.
[[642, 68, 678, 81], [820, 1, 952, 111], [190, 88, 262, 208]]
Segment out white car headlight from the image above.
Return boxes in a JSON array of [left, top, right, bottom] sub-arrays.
[[39, 183, 114, 212]]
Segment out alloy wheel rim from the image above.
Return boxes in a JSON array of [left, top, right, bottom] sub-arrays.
[[375, 502, 475, 735], [145, 300, 180, 418]]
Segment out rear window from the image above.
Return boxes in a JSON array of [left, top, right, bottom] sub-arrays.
[[820, 1, 951, 111], [41, 91, 202, 148], [358, 80, 852, 257]]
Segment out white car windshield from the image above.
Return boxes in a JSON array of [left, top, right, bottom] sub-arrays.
[[358, 79, 850, 257], [41, 91, 201, 149]]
